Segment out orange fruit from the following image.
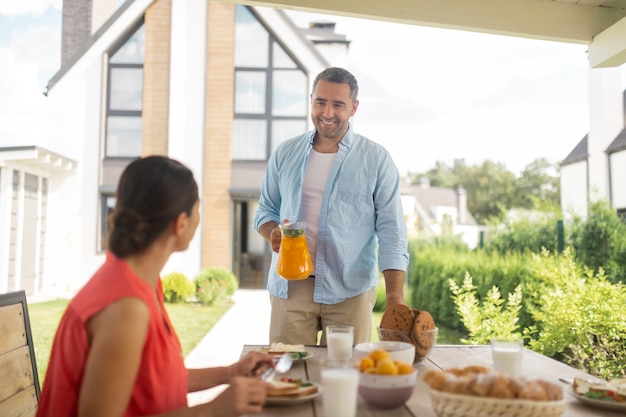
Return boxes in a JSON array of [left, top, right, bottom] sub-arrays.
[[377, 358, 399, 375], [369, 349, 390, 364], [359, 357, 375, 372], [397, 362, 414, 374], [364, 367, 378, 374]]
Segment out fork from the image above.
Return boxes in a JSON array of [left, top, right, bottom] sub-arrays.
[[261, 353, 293, 382]]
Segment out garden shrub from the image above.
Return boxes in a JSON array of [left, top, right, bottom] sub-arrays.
[[568, 199, 626, 284], [161, 272, 194, 303], [409, 240, 531, 332], [449, 273, 523, 344], [446, 248, 626, 378], [483, 210, 561, 255], [524, 249, 626, 378], [194, 267, 238, 306]]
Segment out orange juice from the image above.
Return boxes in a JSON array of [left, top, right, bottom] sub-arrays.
[[276, 222, 313, 280]]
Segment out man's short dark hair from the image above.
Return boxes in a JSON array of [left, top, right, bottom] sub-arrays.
[[312, 67, 359, 102]]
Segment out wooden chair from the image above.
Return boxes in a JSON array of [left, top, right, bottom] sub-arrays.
[[0, 290, 40, 417]]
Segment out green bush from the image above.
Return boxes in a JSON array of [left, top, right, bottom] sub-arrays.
[[446, 248, 626, 378], [409, 240, 531, 332], [194, 267, 238, 306], [524, 249, 626, 378], [449, 273, 523, 344], [568, 200, 626, 284], [484, 211, 561, 255], [162, 272, 194, 303]]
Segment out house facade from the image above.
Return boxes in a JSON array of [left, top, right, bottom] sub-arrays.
[[400, 179, 481, 249], [0, 0, 349, 296], [560, 70, 626, 221]]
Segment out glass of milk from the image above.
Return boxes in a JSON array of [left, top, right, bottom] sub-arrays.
[[321, 367, 359, 417], [326, 325, 354, 365], [491, 337, 523, 377]]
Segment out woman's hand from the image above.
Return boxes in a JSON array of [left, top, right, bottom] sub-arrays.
[[203, 376, 268, 417], [231, 351, 275, 378]]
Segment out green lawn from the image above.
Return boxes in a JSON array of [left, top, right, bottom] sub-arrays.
[[28, 299, 230, 386]]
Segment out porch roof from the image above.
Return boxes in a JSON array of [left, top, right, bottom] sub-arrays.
[[0, 146, 77, 176]]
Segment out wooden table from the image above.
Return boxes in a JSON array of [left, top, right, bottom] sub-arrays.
[[241, 344, 625, 417]]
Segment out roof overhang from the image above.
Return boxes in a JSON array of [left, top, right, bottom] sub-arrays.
[[220, 0, 626, 68], [0, 146, 77, 176]]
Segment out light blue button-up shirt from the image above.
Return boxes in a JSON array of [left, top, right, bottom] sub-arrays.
[[254, 126, 409, 304]]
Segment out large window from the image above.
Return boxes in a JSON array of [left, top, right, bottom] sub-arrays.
[[105, 22, 145, 158], [233, 6, 308, 161]]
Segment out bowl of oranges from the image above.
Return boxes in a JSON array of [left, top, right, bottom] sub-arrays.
[[354, 340, 415, 364], [356, 347, 418, 408]]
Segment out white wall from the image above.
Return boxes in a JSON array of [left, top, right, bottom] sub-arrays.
[[560, 162, 588, 221], [455, 224, 479, 249], [42, 0, 155, 293]]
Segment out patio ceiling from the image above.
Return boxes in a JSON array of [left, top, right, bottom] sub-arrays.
[[221, 0, 626, 68]]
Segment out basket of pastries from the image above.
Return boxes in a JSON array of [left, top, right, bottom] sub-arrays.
[[423, 365, 565, 417]]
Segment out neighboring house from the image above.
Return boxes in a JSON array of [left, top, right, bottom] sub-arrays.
[[561, 87, 626, 221], [0, 0, 350, 296], [400, 178, 480, 249]]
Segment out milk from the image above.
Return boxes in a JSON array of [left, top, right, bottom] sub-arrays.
[[491, 341, 522, 377], [321, 368, 359, 417], [327, 332, 353, 363]]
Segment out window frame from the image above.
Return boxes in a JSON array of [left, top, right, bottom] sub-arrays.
[[233, 6, 309, 162], [104, 19, 145, 159]]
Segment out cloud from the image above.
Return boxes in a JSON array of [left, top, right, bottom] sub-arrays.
[[0, 0, 61, 17], [0, 27, 52, 144]]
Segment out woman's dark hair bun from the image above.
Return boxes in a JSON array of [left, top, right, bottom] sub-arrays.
[[107, 156, 198, 257]]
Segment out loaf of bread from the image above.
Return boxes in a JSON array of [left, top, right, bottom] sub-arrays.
[[423, 366, 563, 401]]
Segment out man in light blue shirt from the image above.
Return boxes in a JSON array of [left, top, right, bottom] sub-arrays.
[[254, 67, 409, 345]]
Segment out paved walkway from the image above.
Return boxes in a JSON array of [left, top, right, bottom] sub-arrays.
[[185, 289, 271, 405]]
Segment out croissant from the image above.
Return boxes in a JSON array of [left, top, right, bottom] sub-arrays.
[[424, 366, 563, 401]]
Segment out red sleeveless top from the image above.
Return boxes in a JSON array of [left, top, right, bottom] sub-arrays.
[[37, 253, 188, 417]]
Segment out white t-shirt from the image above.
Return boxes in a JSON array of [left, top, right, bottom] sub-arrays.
[[300, 149, 337, 273]]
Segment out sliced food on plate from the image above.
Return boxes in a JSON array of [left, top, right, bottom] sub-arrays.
[[573, 377, 626, 403], [267, 342, 309, 360], [267, 377, 318, 398]]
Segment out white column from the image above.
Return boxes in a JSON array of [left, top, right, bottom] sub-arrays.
[[587, 67, 623, 204], [165, 0, 208, 278], [0, 167, 14, 293]]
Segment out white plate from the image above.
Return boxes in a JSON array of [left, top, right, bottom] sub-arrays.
[[572, 390, 626, 412], [265, 383, 322, 406]]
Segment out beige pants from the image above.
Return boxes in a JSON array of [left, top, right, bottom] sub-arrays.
[[269, 277, 377, 345]]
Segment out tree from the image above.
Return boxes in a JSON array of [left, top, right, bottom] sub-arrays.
[[515, 158, 560, 209], [407, 158, 560, 224]]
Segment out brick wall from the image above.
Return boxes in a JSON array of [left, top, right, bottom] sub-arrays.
[[142, 0, 171, 157], [202, 2, 235, 269], [61, 0, 92, 66]]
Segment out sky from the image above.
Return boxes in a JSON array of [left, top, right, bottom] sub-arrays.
[[1, 1, 625, 177]]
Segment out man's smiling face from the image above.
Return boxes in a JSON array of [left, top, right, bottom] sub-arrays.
[[310, 80, 359, 142]]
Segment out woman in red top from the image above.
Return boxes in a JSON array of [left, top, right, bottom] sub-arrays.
[[37, 156, 273, 417]]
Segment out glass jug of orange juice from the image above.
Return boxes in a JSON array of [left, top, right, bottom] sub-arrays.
[[276, 221, 313, 280]]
